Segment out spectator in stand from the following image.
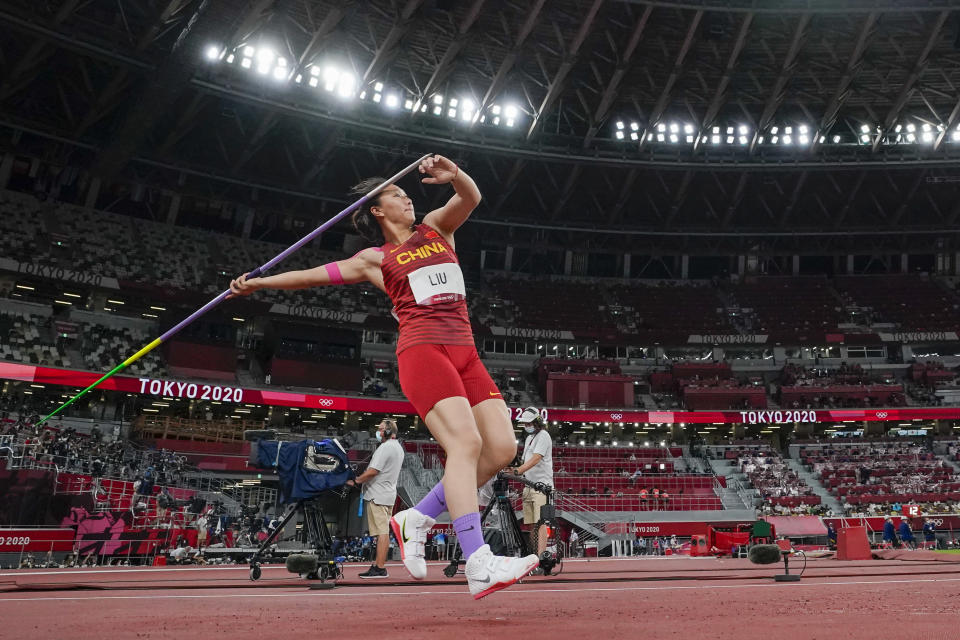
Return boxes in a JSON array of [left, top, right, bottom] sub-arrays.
[[899, 519, 917, 550]]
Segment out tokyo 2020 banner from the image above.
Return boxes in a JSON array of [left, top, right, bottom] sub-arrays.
[[3, 362, 960, 425]]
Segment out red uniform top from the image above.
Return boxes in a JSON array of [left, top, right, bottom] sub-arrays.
[[380, 224, 474, 354]]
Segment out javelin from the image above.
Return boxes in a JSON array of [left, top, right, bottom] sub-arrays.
[[38, 153, 432, 426]]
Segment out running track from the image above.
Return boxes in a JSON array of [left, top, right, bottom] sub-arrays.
[[2, 556, 958, 639]]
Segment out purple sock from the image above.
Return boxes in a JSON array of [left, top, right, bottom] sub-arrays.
[[453, 512, 484, 559], [414, 481, 447, 519]]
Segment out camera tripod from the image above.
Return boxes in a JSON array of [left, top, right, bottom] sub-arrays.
[[442, 472, 563, 577], [248, 496, 342, 583]]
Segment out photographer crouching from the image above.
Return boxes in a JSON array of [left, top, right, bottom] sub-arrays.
[[348, 419, 404, 578], [511, 407, 553, 560]]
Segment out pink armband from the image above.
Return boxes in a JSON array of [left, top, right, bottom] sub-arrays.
[[323, 262, 345, 285]]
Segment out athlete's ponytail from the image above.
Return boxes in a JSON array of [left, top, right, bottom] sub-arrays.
[[350, 178, 387, 245]]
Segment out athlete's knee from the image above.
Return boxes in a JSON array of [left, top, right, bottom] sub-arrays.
[[489, 437, 517, 469], [449, 429, 483, 460]]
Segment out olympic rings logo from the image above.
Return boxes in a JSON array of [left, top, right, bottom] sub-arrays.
[[875, 411, 888, 418], [930, 518, 944, 526], [611, 413, 623, 420], [318, 399, 334, 407]]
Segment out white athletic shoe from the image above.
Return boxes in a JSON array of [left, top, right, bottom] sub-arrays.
[[390, 508, 435, 580], [464, 544, 539, 600]]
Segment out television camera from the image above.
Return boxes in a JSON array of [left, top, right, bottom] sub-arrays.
[[243, 429, 355, 585]]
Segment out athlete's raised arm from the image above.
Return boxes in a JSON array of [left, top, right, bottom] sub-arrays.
[[420, 155, 481, 237]]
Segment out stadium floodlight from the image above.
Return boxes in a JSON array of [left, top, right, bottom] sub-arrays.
[[506, 118, 515, 127], [404, 99, 414, 110], [493, 116, 500, 125], [644, 441, 650, 447], [657, 133, 665, 142], [860, 124, 870, 133], [798, 125, 808, 134], [374, 82, 383, 92], [771, 126, 779, 134], [447, 107, 456, 117], [833, 135, 841, 143], [739, 136, 748, 145], [953, 131, 960, 142], [906, 133, 916, 142], [669, 122, 679, 133], [726, 126, 734, 135], [461, 99, 475, 120], [433, 94, 443, 105], [669, 133, 678, 143], [595, 440, 602, 446], [385, 94, 399, 108], [784, 126, 793, 134], [771, 135, 779, 144], [205, 45, 221, 61], [613, 441, 618, 446], [241, 57, 252, 69], [726, 135, 734, 144], [922, 123, 932, 132], [686, 135, 694, 143], [711, 134, 720, 144], [433, 105, 442, 115], [504, 105, 518, 119], [922, 131, 934, 142], [492, 105, 501, 115], [630, 132, 639, 141], [226, 54, 235, 64], [799, 135, 809, 144], [657, 123, 666, 132], [336, 72, 355, 98], [616, 131, 625, 140], [616, 121, 625, 130], [244, 46, 255, 57], [906, 123, 916, 132], [712, 126, 720, 134], [272, 66, 286, 81], [684, 123, 694, 134], [783, 135, 792, 144], [374, 93, 383, 103], [310, 66, 321, 77], [579, 440, 586, 446], [738, 125, 748, 135], [308, 77, 318, 87], [630, 122, 639, 131], [449, 97, 458, 107], [860, 134, 870, 143]]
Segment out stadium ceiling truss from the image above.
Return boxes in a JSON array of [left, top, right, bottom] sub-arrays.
[[4, 0, 960, 253]]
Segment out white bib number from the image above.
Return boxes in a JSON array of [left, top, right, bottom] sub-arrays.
[[407, 263, 466, 305]]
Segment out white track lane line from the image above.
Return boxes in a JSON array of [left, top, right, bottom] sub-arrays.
[[2, 576, 960, 603]]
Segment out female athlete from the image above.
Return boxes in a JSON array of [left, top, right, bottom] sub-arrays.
[[229, 154, 538, 598]]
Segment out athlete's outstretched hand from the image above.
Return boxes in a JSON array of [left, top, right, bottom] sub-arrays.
[[419, 154, 457, 185], [228, 272, 261, 299]]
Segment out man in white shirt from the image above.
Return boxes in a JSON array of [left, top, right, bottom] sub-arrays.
[[512, 407, 553, 556], [350, 419, 404, 578]]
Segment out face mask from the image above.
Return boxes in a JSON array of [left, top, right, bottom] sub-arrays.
[[375, 430, 383, 442], [524, 425, 535, 434]]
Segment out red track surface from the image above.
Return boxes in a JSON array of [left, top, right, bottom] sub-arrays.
[[2, 556, 959, 639]]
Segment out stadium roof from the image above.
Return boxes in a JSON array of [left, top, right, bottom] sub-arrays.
[[4, 0, 960, 253]]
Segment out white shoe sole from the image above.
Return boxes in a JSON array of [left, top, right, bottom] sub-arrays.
[[471, 556, 540, 600]]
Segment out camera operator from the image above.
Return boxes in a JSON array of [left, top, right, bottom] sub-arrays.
[[349, 418, 404, 578], [512, 407, 553, 558]]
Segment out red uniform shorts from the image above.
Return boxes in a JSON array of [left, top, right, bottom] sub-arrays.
[[397, 343, 502, 418]]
